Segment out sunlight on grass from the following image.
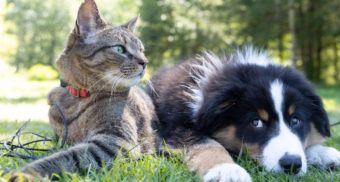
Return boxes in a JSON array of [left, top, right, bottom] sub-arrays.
[[0, 121, 53, 138], [0, 73, 57, 122], [323, 99, 338, 112]]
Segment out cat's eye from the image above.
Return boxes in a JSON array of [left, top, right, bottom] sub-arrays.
[[250, 118, 264, 128], [112, 45, 126, 54], [290, 117, 301, 127]]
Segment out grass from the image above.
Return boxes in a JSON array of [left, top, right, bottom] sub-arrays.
[[0, 73, 339, 182]]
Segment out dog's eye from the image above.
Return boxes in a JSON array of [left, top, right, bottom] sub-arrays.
[[251, 119, 264, 128], [290, 117, 301, 127], [112, 45, 126, 54]]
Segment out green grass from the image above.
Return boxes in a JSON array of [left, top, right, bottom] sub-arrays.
[[0, 74, 340, 181]]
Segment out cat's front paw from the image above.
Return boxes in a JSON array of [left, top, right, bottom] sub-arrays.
[[306, 145, 340, 169], [203, 163, 252, 182], [8, 172, 36, 182]]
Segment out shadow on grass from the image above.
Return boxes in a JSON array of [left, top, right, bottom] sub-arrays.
[[0, 96, 44, 104], [316, 84, 340, 100], [0, 121, 53, 136]]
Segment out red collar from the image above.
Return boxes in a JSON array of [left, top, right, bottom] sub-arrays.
[[66, 86, 90, 97]]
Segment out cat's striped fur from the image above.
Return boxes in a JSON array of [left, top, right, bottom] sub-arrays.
[[10, 0, 156, 180]]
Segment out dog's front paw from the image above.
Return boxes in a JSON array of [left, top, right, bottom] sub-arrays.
[[203, 163, 252, 182], [306, 145, 340, 169]]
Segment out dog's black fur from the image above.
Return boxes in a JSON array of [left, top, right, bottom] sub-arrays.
[[149, 55, 330, 147]]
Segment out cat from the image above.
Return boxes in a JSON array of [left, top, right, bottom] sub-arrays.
[[10, 0, 156, 181]]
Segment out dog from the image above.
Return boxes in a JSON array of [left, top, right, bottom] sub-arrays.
[[148, 47, 340, 181]]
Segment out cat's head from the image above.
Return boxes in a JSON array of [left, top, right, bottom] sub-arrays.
[[57, 0, 147, 92]]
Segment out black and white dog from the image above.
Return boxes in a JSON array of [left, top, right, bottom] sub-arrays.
[[148, 47, 340, 181]]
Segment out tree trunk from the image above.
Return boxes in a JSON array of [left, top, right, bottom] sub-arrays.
[[315, 35, 322, 82], [277, 34, 284, 62], [275, 0, 283, 62], [289, 0, 297, 67], [333, 42, 339, 81], [306, 39, 315, 81], [48, 33, 57, 66]]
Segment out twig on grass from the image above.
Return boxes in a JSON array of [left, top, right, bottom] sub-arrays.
[[0, 104, 70, 160], [331, 121, 340, 127], [0, 120, 53, 160]]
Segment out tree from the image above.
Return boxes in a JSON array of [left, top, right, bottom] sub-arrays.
[[288, 0, 297, 67], [140, 0, 176, 67], [5, 0, 71, 70], [4, 0, 140, 71], [236, 0, 339, 83], [140, 0, 239, 68]]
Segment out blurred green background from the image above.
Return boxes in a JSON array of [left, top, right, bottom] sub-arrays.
[[0, 0, 339, 129], [1, 0, 340, 82], [0, 1, 339, 126]]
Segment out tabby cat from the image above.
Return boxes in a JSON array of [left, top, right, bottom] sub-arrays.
[[10, 0, 156, 180]]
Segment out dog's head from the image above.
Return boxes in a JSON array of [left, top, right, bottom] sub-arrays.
[[190, 47, 330, 175]]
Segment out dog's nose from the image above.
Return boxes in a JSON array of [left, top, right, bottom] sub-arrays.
[[279, 154, 302, 174]]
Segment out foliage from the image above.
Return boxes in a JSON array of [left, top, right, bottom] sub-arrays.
[[5, 0, 71, 71], [2, 0, 340, 82], [140, 0, 238, 67], [233, 0, 340, 82], [27, 64, 58, 81], [141, 0, 340, 82]]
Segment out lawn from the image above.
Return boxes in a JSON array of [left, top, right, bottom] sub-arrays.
[[0, 73, 339, 182]]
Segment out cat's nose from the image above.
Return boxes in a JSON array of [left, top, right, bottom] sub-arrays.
[[138, 59, 148, 69]]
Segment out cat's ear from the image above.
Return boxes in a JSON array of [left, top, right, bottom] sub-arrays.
[[75, 0, 105, 37], [121, 15, 139, 32]]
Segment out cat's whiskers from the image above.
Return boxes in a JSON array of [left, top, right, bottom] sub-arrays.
[[146, 80, 159, 97], [90, 70, 121, 90], [87, 71, 117, 101], [88, 72, 112, 91]]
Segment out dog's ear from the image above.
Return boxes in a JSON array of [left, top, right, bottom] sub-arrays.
[[283, 67, 330, 137], [308, 94, 331, 137], [195, 85, 243, 134]]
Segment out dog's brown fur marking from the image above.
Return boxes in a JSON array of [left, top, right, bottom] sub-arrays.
[[213, 126, 261, 159], [304, 123, 326, 148], [258, 109, 269, 122], [185, 139, 234, 176], [288, 104, 296, 116]]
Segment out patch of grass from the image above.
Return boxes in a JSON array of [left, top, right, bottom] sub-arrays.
[[0, 73, 57, 122], [237, 154, 340, 182], [1, 73, 340, 181], [0, 96, 43, 104], [53, 155, 200, 182], [317, 84, 340, 123], [0, 121, 52, 136], [0, 121, 55, 173], [0, 154, 200, 182]]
